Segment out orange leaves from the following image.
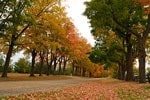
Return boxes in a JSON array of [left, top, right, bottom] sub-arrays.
[[5, 79, 150, 99]]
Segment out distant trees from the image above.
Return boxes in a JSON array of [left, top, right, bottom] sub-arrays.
[[14, 58, 30, 73]]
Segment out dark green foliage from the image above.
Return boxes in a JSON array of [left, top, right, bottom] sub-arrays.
[[34, 62, 48, 74], [89, 36, 125, 69], [62, 68, 72, 75], [84, 0, 148, 82], [0, 54, 4, 72], [147, 67, 150, 75], [14, 58, 30, 73], [0, 0, 33, 36]]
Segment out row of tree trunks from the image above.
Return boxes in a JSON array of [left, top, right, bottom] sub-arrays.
[[71, 62, 87, 77], [117, 33, 134, 81], [33, 51, 69, 76], [118, 35, 147, 83]]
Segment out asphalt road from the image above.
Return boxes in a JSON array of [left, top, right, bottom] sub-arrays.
[[0, 77, 100, 97]]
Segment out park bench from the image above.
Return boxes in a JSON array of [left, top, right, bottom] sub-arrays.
[[133, 75, 150, 83]]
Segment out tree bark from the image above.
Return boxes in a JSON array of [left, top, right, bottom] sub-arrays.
[[46, 51, 53, 76], [125, 48, 133, 81], [1, 42, 14, 77], [58, 56, 62, 74], [63, 59, 67, 74], [46, 60, 53, 76], [30, 49, 37, 77], [138, 37, 146, 83], [137, 14, 150, 83], [62, 56, 68, 74], [75, 66, 78, 76], [118, 61, 126, 80], [71, 61, 75, 75], [82, 67, 86, 77], [53, 56, 57, 75], [39, 51, 45, 76], [1, 34, 16, 77], [125, 33, 133, 81]]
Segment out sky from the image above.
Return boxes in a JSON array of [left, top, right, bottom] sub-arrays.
[[63, 0, 95, 46]]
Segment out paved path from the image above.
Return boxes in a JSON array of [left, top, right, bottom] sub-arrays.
[[0, 77, 100, 96]]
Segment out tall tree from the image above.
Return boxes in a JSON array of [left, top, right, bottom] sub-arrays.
[[84, 0, 150, 83], [1, 0, 33, 77], [22, 0, 70, 76]]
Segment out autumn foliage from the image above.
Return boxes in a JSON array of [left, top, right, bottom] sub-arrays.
[[0, 0, 105, 78]]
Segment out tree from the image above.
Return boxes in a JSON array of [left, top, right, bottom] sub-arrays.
[[22, 0, 71, 76], [0, 54, 4, 72], [84, 0, 150, 83], [14, 58, 30, 73], [0, 0, 33, 77]]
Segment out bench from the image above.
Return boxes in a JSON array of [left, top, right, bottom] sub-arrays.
[[133, 75, 150, 83]]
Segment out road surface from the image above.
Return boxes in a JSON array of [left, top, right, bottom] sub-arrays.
[[0, 77, 100, 96]]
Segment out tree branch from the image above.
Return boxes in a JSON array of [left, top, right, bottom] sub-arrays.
[[143, 14, 150, 43], [15, 24, 30, 40], [112, 12, 140, 37]]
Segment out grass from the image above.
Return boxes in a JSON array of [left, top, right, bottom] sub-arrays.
[[0, 73, 72, 82]]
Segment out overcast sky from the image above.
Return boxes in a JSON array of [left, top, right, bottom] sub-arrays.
[[63, 0, 95, 46]]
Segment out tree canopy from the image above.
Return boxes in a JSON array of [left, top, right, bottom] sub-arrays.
[[84, 0, 150, 83]]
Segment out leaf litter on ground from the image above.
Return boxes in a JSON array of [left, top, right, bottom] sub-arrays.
[[2, 78, 150, 100]]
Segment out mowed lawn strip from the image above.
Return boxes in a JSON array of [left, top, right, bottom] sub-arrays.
[[0, 73, 73, 82]]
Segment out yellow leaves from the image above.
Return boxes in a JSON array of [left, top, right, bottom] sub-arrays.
[[28, 0, 59, 17], [20, 0, 93, 71], [50, 42, 61, 51]]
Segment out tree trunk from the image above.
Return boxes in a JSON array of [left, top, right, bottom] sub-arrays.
[[118, 39, 126, 80], [46, 59, 53, 76], [82, 67, 86, 77], [118, 62, 126, 80], [138, 37, 146, 83], [53, 56, 57, 75], [39, 59, 43, 76], [58, 57, 62, 74], [71, 61, 75, 75], [89, 72, 92, 77], [63, 60, 67, 75], [75, 66, 78, 76], [137, 14, 150, 83], [39, 51, 44, 76], [1, 42, 14, 77], [30, 49, 37, 77], [79, 67, 82, 76], [46, 51, 53, 76], [125, 33, 134, 81], [125, 44, 133, 81]]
